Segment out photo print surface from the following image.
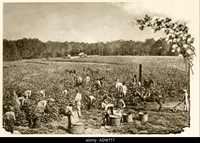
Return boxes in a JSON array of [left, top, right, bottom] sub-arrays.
[[2, 1, 199, 135]]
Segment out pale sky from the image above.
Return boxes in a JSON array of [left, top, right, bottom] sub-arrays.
[[3, 0, 197, 43]]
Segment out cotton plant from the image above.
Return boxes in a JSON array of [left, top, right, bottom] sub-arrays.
[[136, 15, 195, 72]]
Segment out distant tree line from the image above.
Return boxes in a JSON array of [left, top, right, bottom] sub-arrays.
[[3, 38, 178, 61]]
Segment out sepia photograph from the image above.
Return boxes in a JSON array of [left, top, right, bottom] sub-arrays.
[[1, 0, 199, 136]]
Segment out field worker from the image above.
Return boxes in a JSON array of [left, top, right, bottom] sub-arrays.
[[66, 103, 73, 114], [59, 103, 73, 116], [32, 98, 55, 128], [145, 76, 155, 89], [18, 96, 25, 110], [100, 77, 105, 86], [115, 78, 123, 92], [101, 95, 114, 111], [39, 90, 46, 98], [143, 78, 154, 98], [96, 79, 101, 87], [21, 97, 32, 127], [102, 103, 114, 126], [24, 90, 32, 99], [3, 106, 16, 133], [88, 95, 96, 110], [74, 89, 82, 118], [117, 97, 126, 110], [75, 74, 83, 87], [172, 89, 189, 112], [143, 77, 153, 89], [65, 103, 74, 129], [89, 95, 96, 104], [101, 102, 107, 110], [85, 75, 91, 85], [133, 74, 138, 86], [13, 90, 21, 112], [121, 82, 128, 97], [101, 100, 108, 110], [95, 77, 104, 89], [138, 81, 142, 87], [62, 89, 68, 96], [183, 89, 189, 112], [101, 95, 113, 110], [104, 103, 114, 113]]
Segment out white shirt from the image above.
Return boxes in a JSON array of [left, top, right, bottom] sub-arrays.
[[63, 90, 68, 95], [89, 95, 95, 101], [105, 103, 114, 111], [184, 92, 189, 105], [40, 90, 46, 97], [66, 106, 73, 113], [118, 99, 126, 108], [115, 82, 123, 90], [34, 100, 47, 113], [122, 85, 127, 93], [24, 90, 31, 98], [4, 111, 16, 121], [97, 80, 101, 87], [77, 76, 83, 83], [86, 76, 90, 82], [18, 96, 25, 106], [75, 92, 82, 102]]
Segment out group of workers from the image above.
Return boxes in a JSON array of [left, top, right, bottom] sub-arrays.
[[3, 69, 189, 133]]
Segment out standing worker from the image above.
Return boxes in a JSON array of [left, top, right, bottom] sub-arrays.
[[66, 103, 74, 129], [121, 82, 128, 98], [21, 97, 32, 127], [183, 89, 189, 112], [133, 74, 138, 86], [74, 89, 82, 118], [172, 89, 190, 112], [85, 74, 91, 86]]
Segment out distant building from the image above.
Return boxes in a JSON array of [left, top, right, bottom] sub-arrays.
[[67, 54, 71, 59], [78, 52, 87, 58]]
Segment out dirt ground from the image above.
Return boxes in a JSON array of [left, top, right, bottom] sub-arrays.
[[14, 101, 189, 135]]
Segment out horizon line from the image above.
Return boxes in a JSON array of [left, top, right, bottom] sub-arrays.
[[3, 37, 164, 44]]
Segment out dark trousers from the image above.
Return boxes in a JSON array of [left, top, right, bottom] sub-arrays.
[[32, 113, 42, 128], [102, 113, 111, 126], [4, 120, 14, 133]]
